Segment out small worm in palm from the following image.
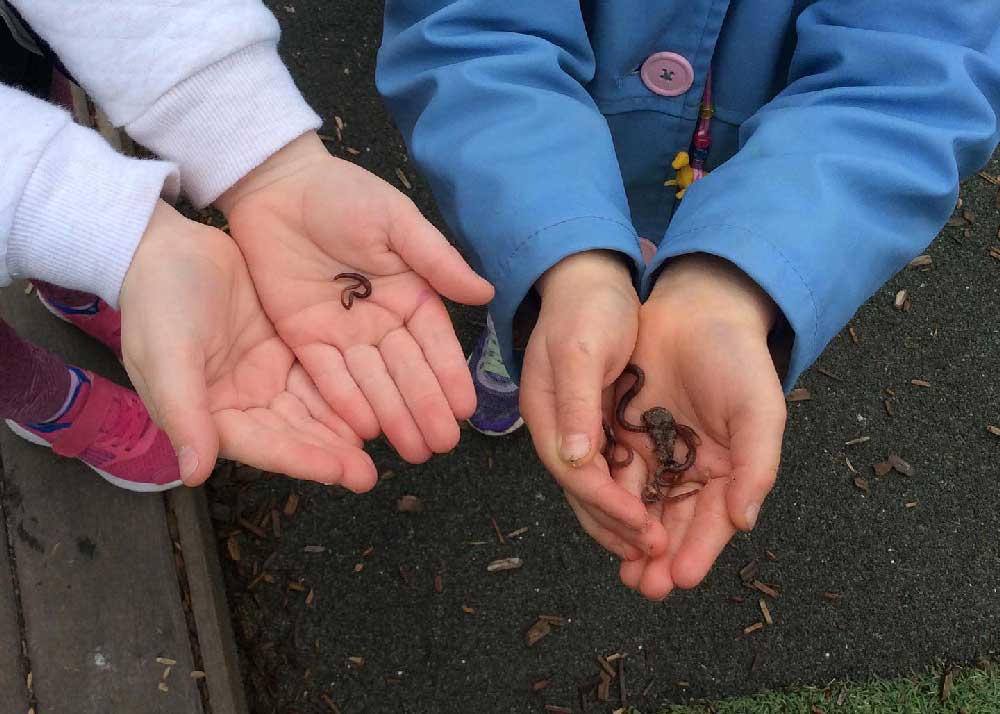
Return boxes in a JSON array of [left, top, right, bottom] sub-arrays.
[[333, 272, 372, 309]]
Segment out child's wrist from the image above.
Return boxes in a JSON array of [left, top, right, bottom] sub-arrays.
[[214, 130, 327, 217], [536, 249, 635, 302], [649, 253, 778, 336]]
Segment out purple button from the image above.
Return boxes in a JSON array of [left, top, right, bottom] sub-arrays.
[[640, 52, 694, 97]]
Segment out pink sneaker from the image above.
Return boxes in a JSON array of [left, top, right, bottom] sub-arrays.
[[36, 290, 123, 360], [5, 369, 182, 492]]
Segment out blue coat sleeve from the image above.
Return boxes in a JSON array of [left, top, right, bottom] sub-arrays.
[[647, 0, 1000, 390], [376, 0, 645, 376]]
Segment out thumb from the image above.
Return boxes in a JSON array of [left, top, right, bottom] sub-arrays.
[[390, 206, 494, 305], [125, 347, 219, 487], [550, 337, 609, 467], [725, 397, 786, 530]]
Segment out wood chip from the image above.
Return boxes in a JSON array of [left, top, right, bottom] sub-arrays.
[[596, 656, 616, 678], [190, 670, 206, 679], [853, 476, 870, 495], [491, 517, 506, 544], [618, 656, 627, 706], [305, 589, 315, 606], [287, 580, 306, 592], [265, 509, 279, 539], [873, 461, 893, 477], [987, 425, 1000, 437], [321, 693, 343, 714], [544, 706, 572, 714], [162, 666, 172, 680], [905, 501, 919, 508], [739, 559, 759, 584], [823, 591, 843, 602], [226, 535, 240, 562], [487, 557, 523, 573], [940, 667, 955, 702], [908, 254, 933, 269], [158, 682, 168, 693], [238, 517, 268, 540], [348, 656, 365, 669], [353, 563, 363, 573], [946, 215, 967, 227], [526, 618, 552, 646], [893, 290, 908, 310], [884, 398, 894, 417], [283, 492, 299, 518], [989, 247, 1000, 262], [462, 604, 476, 614], [752, 580, 780, 598], [434, 574, 443, 593], [537, 615, 568, 625], [845, 436, 871, 446], [728, 595, 746, 604], [155, 657, 177, 666], [766, 550, 778, 561], [395, 168, 413, 190], [743, 622, 764, 636], [888, 453, 914, 476], [597, 671, 612, 702], [816, 367, 842, 381], [759, 599, 773, 625], [396, 495, 424, 512], [978, 171, 1000, 186], [848, 326, 859, 344], [963, 209, 976, 223], [531, 678, 550, 693], [345, 147, 361, 155], [361, 546, 375, 558], [303, 545, 326, 553], [334, 115, 345, 131], [506, 527, 529, 539], [911, 379, 931, 388], [787, 388, 811, 402]]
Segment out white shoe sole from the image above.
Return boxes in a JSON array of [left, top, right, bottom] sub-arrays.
[[5, 420, 182, 493]]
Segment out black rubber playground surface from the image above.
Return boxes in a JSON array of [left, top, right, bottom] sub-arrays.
[[209, 3, 1000, 712]]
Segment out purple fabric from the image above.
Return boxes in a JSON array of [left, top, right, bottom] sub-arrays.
[[0, 317, 71, 423], [33, 281, 98, 310]]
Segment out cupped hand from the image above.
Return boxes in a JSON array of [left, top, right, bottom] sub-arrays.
[[119, 200, 377, 490], [615, 254, 787, 600]]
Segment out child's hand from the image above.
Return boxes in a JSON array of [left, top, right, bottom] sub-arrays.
[[119, 200, 377, 491], [615, 254, 786, 600], [214, 132, 494, 464], [520, 251, 668, 560]]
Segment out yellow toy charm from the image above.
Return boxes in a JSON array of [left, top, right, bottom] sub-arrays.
[[664, 151, 697, 199]]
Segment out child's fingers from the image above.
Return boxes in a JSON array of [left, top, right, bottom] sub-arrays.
[[297, 344, 380, 440], [215, 408, 378, 492], [725, 398, 786, 531], [285, 364, 363, 447], [388, 203, 494, 306], [125, 345, 218, 487], [619, 558, 647, 591], [671, 478, 737, 589], [549, 335, 608, 467], [564, 494, 645, 561], [406, 298, 477, 420]]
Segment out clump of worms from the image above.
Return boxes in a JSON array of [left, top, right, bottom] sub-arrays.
[[333, 272, 371, 309], [601, 364, 704, 504]]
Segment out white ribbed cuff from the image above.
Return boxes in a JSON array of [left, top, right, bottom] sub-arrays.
[[7, 121, 180, 308], [126, 42, 322, 208]]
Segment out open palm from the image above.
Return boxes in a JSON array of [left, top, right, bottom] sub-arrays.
[[220, 134, 493, 463]]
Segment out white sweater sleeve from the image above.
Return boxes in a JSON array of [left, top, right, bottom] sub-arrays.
[[11, 0, 321, 207], [0, 83, 179, 307]]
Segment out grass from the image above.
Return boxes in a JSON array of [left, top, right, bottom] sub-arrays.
[[631, 662, 1000, 714]]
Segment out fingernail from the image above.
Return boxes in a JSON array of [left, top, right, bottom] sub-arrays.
[[745, 502, 760, 529], [177, 446, 198, 482], [559, 433, 591, 465]]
